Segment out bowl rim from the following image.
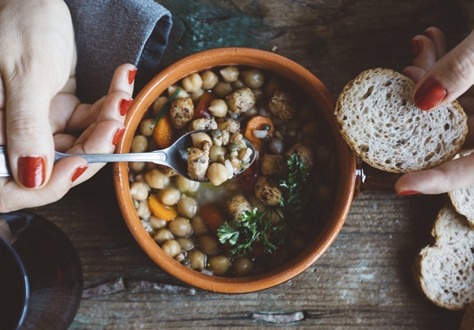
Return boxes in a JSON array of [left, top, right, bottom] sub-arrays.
[[114, 47, 357, 293]]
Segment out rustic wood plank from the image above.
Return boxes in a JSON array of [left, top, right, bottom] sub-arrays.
[[29, 0, 474, 328]]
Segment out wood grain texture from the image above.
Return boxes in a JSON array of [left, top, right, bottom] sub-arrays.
[[32, 0, 473, 328]]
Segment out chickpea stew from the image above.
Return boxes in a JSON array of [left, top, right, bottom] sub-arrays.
[[129, 65, 338, 277]]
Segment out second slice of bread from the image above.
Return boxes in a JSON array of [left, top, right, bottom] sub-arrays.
[[413, 206, 474, 311], [448, 151, 474, 228], [335, 68, 468, 173]]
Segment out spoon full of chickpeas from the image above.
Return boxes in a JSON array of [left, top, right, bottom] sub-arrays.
[[0, 129, 257, 185]]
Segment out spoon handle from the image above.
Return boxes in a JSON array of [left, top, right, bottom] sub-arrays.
[[54, 150, 168, 164], [0, 147, 169, 177]]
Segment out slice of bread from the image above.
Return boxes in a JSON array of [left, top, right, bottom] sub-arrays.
[[335, 68, 468, 173], [413, 206, 474, 311], [448, 151, 474, 228]]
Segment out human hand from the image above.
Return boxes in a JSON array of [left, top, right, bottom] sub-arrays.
[[0, 63, 136, 212], [0, 0, 78, 189], [395, 27, 474, 195]]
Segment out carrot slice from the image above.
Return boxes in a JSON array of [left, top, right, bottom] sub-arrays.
[[199, 203, 225, 233], [244, 115, 274, 153], [193, 91, 214, 119], [153, 114, 174, 148], [148, 195, 178, 221]]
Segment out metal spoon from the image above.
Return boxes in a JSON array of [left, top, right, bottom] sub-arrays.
[[0, 130, 257, 181]]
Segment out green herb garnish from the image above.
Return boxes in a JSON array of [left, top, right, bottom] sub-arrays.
[[152, 87, 182, 126], [217, 208, 285, 256], [217, 153, 310, 256], [279, 153, 310, 217]]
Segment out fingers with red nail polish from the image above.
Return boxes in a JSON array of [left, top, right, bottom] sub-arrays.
[[414, 77, 447, 110], [17, 156, 46, 188]]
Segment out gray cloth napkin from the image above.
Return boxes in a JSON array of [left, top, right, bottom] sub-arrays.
[[64, 0, 172, 103]]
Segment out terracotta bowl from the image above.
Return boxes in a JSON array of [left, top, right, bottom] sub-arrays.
[[114, 47, 357, 293]]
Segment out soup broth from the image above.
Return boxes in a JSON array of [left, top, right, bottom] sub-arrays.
[[129, 66, 338, 277]]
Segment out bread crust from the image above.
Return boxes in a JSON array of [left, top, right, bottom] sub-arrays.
[[448, 150, 474, 228], [335, 68, 468, 173]]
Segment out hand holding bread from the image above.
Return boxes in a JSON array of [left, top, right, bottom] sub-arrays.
[[336, 27, 474, 320], [396, 27, 474, 194]]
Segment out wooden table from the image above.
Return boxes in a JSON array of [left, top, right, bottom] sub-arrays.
[[33, 0, 473, 328]]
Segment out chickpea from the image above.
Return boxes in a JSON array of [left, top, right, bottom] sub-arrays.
[[200, 70, 218, 89], [188, 250, 207, 270], [213, 82, 233, 97], [177, 195, 198, 218], [177, 237, 195, 251], [232, 257, 254, 276], [144, 168, 170, 189], [129, 161, 146, 173], [135, 200, 151, 219], [207, 163, 228, 186], [139, 118, 155, 137], [198, 235, 220, 256], [153, 228, 174, 244], [182, 73, 203, 93], [243, 106, 259, 118], [161, 239, 181, 258], [241, 69, 265, 88], [191, 132, 213, 148], [168, 217, 193, 237], [231, 79, 245, 89], [149, 216, 167, 230], [219, 66, 239, 83], [175, 175, 200, 193], [208, 256, 232, 276], [191, 216, 209, 235], [158, 187, 181, 206], [191, 88, 205, 101], [208, 99, 228, 117], [131, 135, 148, 153], [209, 145, 226, 162], [152, 96, 168, 115], [130, 181, 149, 201], [168, 85, 189, 98]]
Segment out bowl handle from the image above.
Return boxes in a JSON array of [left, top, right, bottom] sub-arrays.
[[354, 158, 401, 194]]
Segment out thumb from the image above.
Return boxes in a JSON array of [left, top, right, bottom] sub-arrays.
[[5, 79, 55, 189], [414, 31, 474, 110]]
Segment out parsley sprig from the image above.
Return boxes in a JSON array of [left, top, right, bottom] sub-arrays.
[[279, 153, 310, 216], [217, 153, 309, 256], [217, 208, 285, 256]]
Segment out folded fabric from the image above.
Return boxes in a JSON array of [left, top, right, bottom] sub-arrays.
[[64, 0, 173, 103]]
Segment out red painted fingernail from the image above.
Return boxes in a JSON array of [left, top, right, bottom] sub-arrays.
[[410, 38, 423, 57], [112, 127, 126, 145], [414, 77, 447, 110], [397, 190, 420, 196], [119, 98, 133, 116], [18, 156, 46, 188], [128, 68, 137, 84], [71, 165, 88, 182]]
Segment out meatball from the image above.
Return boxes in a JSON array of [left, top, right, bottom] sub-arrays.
[[286, 143, 314, 170], [254, 177, 282, 206], [268, 89, 296, 120], [227, 194, 252, 221], [189, 117, 218, 131], [217, 117, 241, 133], [187, 140, 211, 181], [225, 87, 256, 114], [170, 97, 194, 129]]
